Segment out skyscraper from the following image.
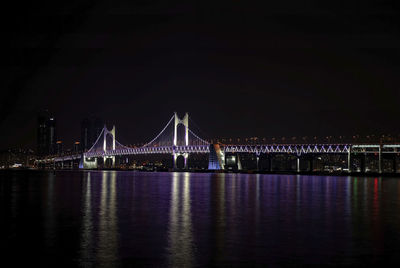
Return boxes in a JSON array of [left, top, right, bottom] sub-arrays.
[[81, 117, 104, 151], [47, 117, 56, 155], [37, 110, 57, 156], [73, 141, 80, 153], [56, 141, 63, 156]]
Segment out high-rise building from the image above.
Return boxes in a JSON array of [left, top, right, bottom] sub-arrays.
[[37, 112, 48, 156], [56, 141, 63, 156], [48, 117, 56, 155], [81, 117, 104, 151], [73, 141, 80, 153], [37, 110, 57, 156]]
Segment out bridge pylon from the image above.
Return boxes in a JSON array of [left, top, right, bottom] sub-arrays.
[[103, 125, 116, 168], [173, 112, 189, 169], [81, 124, 117, 169], [103, 124, 116, 151]]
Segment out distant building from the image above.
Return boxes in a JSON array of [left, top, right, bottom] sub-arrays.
[[0, 149, 35, 168], [56, 141, 63, 155], [73, 141, 80, 153], [37, 110, 56, 156], [81, 117, 104, 151]]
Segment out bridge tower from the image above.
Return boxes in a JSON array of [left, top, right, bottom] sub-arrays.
[[173, 112, 189, 169], [103, 125, 116, 168], [82, 125, 116, 169]]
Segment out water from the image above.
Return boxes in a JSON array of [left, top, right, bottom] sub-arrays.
[[1, 170, 400, 267]]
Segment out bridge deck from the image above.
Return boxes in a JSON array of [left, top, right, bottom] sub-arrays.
[[36, 143, 400, 163]]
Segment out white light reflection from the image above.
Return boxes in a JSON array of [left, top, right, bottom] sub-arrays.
[[230, 173, 238, 229], [167, 172, 194, 267], [216, 173, 226, 251], [296, 174, 301, 220], [97, 171, 119, 267], [255, 174, 260, 223]]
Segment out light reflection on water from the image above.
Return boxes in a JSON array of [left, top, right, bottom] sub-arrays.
[[2, 171, 400, 266], [167, 172, 195, 267], [97, 171, 119, 267]]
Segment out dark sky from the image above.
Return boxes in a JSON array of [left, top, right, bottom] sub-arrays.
[[2, 0, 400, 149]]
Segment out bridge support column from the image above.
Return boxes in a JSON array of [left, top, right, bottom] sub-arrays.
[[347, 149, 351, 173], [361, 154, 366, 173], [103, 156, 115, 168], [173, 153, 189, 170], [309, 157, 313, 172], [296, 157, 300, 173], [237, 153, 242, 171], [268, 155, 273, 172], [173, 153, 177, 169], [184, 153, 188, 170]]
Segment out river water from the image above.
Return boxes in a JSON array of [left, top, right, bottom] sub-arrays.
[[1, 170, 400, 267]]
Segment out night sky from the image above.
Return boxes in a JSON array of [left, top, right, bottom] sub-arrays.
[[2, 1, 400, 150]]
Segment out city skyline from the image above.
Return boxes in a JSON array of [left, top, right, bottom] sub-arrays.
[[3, 109, 400, 152]]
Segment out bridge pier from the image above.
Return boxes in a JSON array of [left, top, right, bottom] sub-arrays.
[[347, 149, 351, 172], [103, 156, 115, 168], [173, 153, 189, 170], [308, 156, 313, 172], [184, 154, 188, 169], [83, 157, 98, 169], [361, 154, 366, 173], [173, 153, 177, 169]]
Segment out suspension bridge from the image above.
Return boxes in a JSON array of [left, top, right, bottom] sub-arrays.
[[37, 112, 400, 173]]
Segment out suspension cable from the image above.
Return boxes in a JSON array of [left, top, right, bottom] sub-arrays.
[[189, 117, 210, 140], [188, 128, 210, 145], [86, 127, 105, 153], [142, 114, 175, 147]]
